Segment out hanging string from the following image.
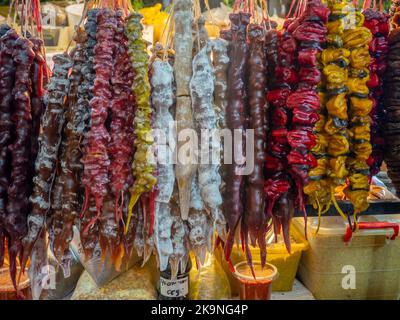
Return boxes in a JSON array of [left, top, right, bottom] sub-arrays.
[[286, 0, 297, 19], [160, 3, 173, 48], [194, 0, 201, 53], [204, 0, 216, 26]]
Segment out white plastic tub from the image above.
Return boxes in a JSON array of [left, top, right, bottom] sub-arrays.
[[293, 215, 400, 300], [65, 3, 84, 27]]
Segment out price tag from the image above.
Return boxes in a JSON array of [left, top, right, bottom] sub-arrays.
[[159, 276, 189, 298]]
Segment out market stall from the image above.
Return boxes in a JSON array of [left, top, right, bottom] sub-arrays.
[[0, 0, 400, 301]]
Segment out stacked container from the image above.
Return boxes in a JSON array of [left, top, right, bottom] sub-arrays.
[[293, 215, 400, 299]]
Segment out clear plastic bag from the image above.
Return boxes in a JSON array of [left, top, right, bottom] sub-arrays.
[[69, 227, 141, 287], [189, 253, 231, 300]]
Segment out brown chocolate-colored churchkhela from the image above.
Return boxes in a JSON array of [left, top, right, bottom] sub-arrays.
[[243, 24, 268, 268], [23, 53, 72, 268], [50, 30, 87, 261], [0, 25, 14, 268], [224, 12, 250, 263], [6, 33, 36, 287]]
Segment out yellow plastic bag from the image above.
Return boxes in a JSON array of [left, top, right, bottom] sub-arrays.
[[189, 253, 231, 300]]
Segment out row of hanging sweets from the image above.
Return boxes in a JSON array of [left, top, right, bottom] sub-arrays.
[[1, 0, 400, 291]]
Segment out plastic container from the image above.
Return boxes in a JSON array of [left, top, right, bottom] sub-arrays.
[[65, 3, 84, 27], [293, 215, 400, 300], [0, 268, 31, 300], [233, 261, 278, 300], [216, 231, 308, 293]]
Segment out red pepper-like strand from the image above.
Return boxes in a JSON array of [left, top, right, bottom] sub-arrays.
[[286, 89, 320, 110], [266, 87, 291, 107], [287, 129, 317, 149]]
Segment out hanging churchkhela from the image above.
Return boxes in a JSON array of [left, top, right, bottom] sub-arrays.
[[343, 7, 373, 218], [224, 10, 250, 265], [363, 7, 389, 178], [0, 0, 48, 288], [1, 0, 396, 291]]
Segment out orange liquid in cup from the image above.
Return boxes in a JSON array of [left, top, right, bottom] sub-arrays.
[[0, 268, 31, 300], [233, 262, 278, 300]]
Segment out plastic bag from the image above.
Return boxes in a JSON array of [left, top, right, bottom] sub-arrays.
[[71, 262, 157, 300], [39, 248, 84, 300], [69, 227, 141, 287], [202, 3, 232, 28], [189, 253, 231, 300]]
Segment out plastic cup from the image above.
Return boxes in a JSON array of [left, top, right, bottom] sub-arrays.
[[0, 267, 31, 300], [233, 261, 278, 300]]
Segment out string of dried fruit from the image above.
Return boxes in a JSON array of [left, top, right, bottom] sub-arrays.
[[343, 9, 373, 217], [6, 33, 36, 288], [125, 12, 156, 232], [0, 25, 14, 268], [191, 43, 225, 242], [384, 30, 400, 194], [99, 9, 131, 265], [81, 8, 114, 233], [23, 53, 72, 269], [363, 9, 389, 177], [210, 37, 229, 243], [188, 44, 216, 264], [243, 23, 267, 267], [51, 30, 87, 261], [265, 22, 297, 253], [79, 8, 99, 259], [151, 57, 175, 271], [289, 0, 328, 230], [174, 0, 196, 221], [224, 12, 250, 263], [319, 1, 351, 220]]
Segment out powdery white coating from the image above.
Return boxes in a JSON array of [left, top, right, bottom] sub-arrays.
[[210, 38, 229, 129], [154, 202, 173, 271], [190, 44, 225, 240], [134, 202, 144, 257], [174, 0, 193, 97], [151, 59, 175, 271], [188, 173, 212, 265], [170, 214, 189, 279], [26, 54, 73, 244], [174, 0, 196, 221]]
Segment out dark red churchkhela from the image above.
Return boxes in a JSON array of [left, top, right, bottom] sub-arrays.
[[363, 9, 389, 177], [265, 23, 296, 254], [224, 11, 250, 264], [0, 24, 14, 268], [243, 23, 268, 268], [6, 32, 35, 289]]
